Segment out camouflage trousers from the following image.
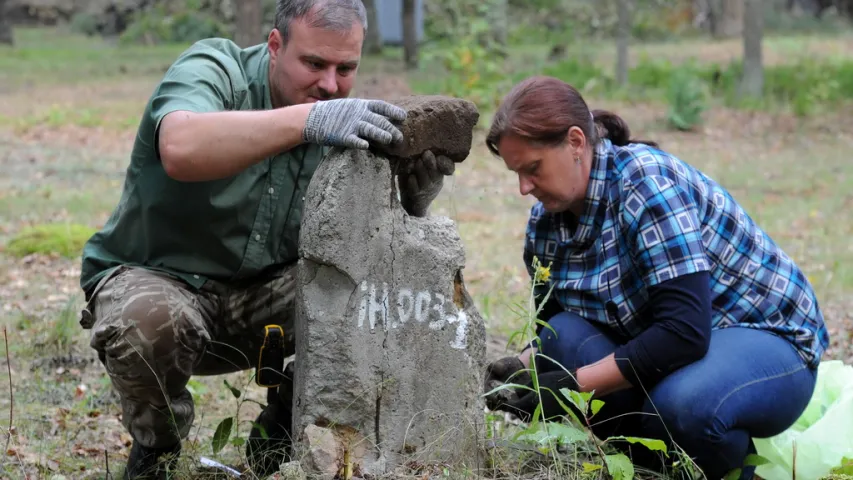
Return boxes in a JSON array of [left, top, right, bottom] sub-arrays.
[[84, 265, 297, 449]]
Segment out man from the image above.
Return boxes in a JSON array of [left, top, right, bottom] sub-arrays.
[[77, 0, 454, 478]]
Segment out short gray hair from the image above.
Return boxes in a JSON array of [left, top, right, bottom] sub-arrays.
[[275, 0, 368, 43]]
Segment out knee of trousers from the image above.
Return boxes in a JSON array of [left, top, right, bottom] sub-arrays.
[[640, 387, 724, 446], [90, 286, 209, 390]]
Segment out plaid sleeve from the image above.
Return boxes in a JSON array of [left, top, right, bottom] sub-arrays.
[[621, 176, 711, 287]]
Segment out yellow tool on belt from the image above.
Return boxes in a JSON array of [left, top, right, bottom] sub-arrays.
[[256, 324, 285, 388]]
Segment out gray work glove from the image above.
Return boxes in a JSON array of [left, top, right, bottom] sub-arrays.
[[303, 98, 407, 150], [398, 150, 455, 217]]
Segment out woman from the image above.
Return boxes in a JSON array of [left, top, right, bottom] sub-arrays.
[[482, 76, 828, 479]]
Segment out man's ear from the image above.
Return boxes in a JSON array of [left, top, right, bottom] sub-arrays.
[[267, 29, 283, 58]]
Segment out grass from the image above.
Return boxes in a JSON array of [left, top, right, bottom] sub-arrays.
[[1, 24, 852, 478], [4, 223, 97, 259]]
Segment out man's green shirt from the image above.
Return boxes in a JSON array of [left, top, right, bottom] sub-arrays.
[[80, 38, 328, 297]]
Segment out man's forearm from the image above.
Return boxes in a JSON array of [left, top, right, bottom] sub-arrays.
[[158, 104, 313, 182]]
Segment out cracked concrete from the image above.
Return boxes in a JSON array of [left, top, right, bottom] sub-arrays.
[[293, 141, 487, 476]]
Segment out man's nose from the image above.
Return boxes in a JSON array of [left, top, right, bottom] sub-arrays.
[[317, 68, 339, 96]]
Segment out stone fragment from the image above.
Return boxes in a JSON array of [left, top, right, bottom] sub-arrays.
[[301, 425, 341, 480], [373, 95, 480, 163], [293, 147, 487, 477]]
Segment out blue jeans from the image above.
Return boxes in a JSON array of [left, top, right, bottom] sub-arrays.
[[535, 312, 818, 480]]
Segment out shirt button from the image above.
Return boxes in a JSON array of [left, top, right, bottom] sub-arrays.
[[255, 234, 261, 241], [269, 187, 274, 194], [193, 275, 199, 279]]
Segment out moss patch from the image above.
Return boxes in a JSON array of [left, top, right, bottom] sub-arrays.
[[5, 223, 96, 258]]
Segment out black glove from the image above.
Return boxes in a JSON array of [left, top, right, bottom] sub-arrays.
[[397, 150, 455, 217], [246, 361, 294, 477], [483, 355, 532, 411], [495, 369, 585, 424]]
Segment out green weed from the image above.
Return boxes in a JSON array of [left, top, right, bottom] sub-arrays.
[[5, 223, 97, 259], [666, 67, 709, 131]]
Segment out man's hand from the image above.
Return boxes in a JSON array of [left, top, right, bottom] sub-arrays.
[[398, 150, 454, 217], [303, 98, 407, 149]]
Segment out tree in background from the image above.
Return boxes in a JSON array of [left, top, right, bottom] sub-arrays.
[[484, 0, 509, 52], [616, 0, 633, 87], [0, 0, 14, 45], [235, 0, 262, 48], [715, 0, 745, 37], [740, 0, 764, 97], [364, 0, 383, 54], [694, 0, 744, 37], [403, 0, 417, 69]]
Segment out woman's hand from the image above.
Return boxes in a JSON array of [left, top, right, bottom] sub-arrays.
[[483, 355, 531, 411]]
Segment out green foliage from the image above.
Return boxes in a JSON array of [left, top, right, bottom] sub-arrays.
[[666, 66, 709, 131], [828, 457, 853, 477], [420, 3, 516, 114], [5, 223, 96, 258], [69, 12, 100, 37], [541, 56, 612, 95], [763, 5, 852, 34], [119, 4, 231, 45], [619, 56, 853, 118], [605, 453, 635, 480], [212, 416, 234, 454]]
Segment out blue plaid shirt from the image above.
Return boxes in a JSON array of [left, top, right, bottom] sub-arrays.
[[524, 139, 828, 369]]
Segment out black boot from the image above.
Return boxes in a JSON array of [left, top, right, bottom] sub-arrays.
[[246, 361, 294, 477], [123, 441, 181, 479]]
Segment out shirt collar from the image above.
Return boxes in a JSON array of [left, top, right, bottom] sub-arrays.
[[243, 44, 273, 111], [555, 138, 614, 246]]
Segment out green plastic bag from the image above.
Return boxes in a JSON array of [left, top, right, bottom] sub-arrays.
[[754, 360, 853, 480]]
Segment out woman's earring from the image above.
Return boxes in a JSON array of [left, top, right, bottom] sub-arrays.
[[575, 155, 581, 164]]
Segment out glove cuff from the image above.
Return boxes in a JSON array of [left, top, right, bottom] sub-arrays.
[[303, 103, 324, 143]]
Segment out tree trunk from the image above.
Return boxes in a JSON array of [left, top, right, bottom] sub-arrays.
[[235, 0, 263, 48], [740, 0, 763, 98], [616, 0, 632, 87], [486, 0, 508, 49], [705, 0, 744, 37], [0, 0, 13, 46], [364, 0, 383, 54], [402, 0, 418, 69], [717, 0, 744, 37]]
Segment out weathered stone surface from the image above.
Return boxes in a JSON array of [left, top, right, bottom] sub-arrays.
[[373, 95, 480, 163], [293, 147, 487, 476]]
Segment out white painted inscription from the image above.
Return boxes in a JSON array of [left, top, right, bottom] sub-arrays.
[[356, 281, 468, 349]]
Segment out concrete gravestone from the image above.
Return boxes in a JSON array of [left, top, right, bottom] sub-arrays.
[[293, 96, 486, 478]]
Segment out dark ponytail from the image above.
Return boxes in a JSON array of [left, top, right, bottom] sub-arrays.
[[485, 76, 660, 158], [591, 109, 659, 149]]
